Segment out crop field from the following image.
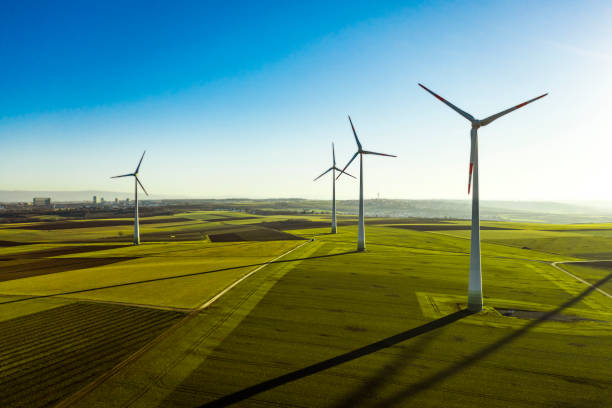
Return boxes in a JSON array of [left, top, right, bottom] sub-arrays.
[[0, 211, 610, 407], [0, 302, 183, 408]]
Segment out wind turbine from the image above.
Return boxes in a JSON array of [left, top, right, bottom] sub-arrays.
[[419, 83, 547, 312], [337, 116, 396, 251], [111, 151, 149, 245], [314, 142, 355, 234]]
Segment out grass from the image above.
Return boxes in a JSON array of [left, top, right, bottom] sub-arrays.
[[0, 211, 610, 407]]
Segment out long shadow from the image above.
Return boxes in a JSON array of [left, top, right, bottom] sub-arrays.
[[198, 309, 473, 408], [0, 249, 357, 306], [330, 326, 446, 408], [374, 272, 612, 406], [200, 273, 612, 408]]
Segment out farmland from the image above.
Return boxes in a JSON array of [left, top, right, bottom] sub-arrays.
[[0, 211, 610, 407]]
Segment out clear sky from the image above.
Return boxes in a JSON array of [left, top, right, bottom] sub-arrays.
[[1, 0, 611, 200]]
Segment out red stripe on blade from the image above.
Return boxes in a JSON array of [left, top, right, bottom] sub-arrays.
[[468, 162, 473, 194]]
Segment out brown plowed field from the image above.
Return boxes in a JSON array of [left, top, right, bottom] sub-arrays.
[[8, 245, 125, 258], [257, 219, 331, 230], [99, 226, 302, 243], [0, 241, 32, 247], [256, 218, 452, 231], [11, 217, 194, 230], [0, 257, 135, 282], [0, 302, 183, 408], [209, 228, 303, 242]]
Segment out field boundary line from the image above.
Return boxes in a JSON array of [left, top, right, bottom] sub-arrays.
[[551, 261, 612, 300], [195, 240, 310, 311], [123, 240, 322, 407], [55, 239, 311, 408]]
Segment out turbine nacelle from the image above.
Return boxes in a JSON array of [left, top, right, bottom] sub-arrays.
[[111, 150, 149, 196], [338, 116, 396, 179], [419, 83, 547, 194]]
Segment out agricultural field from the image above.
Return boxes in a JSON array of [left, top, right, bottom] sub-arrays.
[[0, 211, 610, 407]]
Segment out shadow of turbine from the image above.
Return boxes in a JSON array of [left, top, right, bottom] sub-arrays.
[[201, 272, 612, 407], [199, 309, 473, 407], [374, 271, 612, 406]]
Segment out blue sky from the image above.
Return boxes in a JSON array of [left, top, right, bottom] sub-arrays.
[[1, 1, 611, 200]]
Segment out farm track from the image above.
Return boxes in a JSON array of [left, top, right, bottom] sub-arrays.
[[57, 240, 311, 408], [0, 302, 183, 408], [552, 261, 612, 300]]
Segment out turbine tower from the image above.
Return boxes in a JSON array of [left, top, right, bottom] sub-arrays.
[[314, 142, 355, 234], [111, 151, 149, 245], [338, 116, 396, 251], [419, 84, 547, 312]]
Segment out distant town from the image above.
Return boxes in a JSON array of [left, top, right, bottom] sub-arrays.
[[3, 195, 140, 210], [3, 196, 612, 224]]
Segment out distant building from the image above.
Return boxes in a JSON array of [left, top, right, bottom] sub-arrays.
[[32, 197, 52, 208], [93, 195, 97, 204]]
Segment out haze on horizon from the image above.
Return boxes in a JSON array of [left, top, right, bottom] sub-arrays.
[[1, 1, 611, 202]]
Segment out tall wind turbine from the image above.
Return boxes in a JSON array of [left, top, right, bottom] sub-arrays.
[[111, 151, 149, 245], [314, 142, 355, 234], [338, 116, 396, 251], [419, 84, 547, 312]]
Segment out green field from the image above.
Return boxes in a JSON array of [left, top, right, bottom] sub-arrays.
[[0, 211, 610, 407]]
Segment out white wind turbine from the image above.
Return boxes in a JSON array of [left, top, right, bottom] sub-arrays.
[[338, 116, 396, 251], [111, 151, 149, 245], [314, 142, 355, 234], [419, 83, 547, 312]]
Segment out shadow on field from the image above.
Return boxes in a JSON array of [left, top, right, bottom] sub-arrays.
[[372, 271, 612, 406], [0, 249, 357, 306], [198, 309, 473, 408], [330, 324, 448, 408], [200, 272, 612, 408]]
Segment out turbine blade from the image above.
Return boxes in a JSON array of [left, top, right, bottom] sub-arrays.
[[362, 150, 397, 157], [111, 173, 134, 179], [334, 166, 356, 179], [468, 129, 476, 194], [337, 152, 359, 180], [332, 142, 336, 166], [348, 116, 362, 150], [418, 83, 474, 122], [136, 176, 149, 196], [135, 150, 146, 173], [480, 93, 548, 126], [314, 167, 333, 181]]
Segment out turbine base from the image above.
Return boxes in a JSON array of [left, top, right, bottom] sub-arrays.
[[467, 290, 483, 312]]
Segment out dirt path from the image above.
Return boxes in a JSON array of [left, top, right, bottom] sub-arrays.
[[551, 260, 612, 300], [55, 239, 311, 408]]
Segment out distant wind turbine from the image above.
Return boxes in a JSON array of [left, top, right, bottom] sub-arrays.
[[338, 116, 396, 251], [314, 142, 355, 234], [419, 83, 547, 312], [111, 151, 149, 245]]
